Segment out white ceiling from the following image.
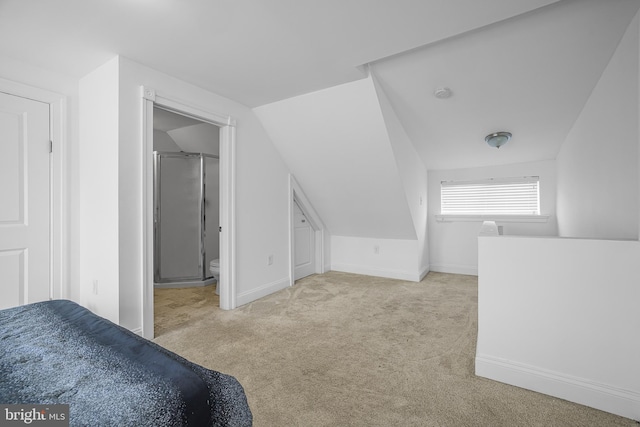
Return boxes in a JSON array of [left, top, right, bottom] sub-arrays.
[[372, 0, 640, 170], [153, 107, 202, 132], [1, 0, 637, 173], [154, 107, 220, 155], [0, 0, 558, 107]]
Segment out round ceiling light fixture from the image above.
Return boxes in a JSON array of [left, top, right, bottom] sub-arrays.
[[485, 131, 512, 149], [434, 87, 453, 99]]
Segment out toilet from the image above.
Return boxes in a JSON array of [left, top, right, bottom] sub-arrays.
[[209, 259, 220, 295]]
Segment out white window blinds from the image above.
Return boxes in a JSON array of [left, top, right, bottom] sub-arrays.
[[440, 177, 540, 215]]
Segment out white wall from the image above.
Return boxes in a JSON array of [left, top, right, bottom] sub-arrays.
[[0, 56, 81, 302], [0, 56, 78, 96], [331, 236, 420, 281], [168, 122, 220, 155], [254, 76, 416, 240], [556, 12, 639, 240], [153, 129, 180, 152], [476, 236, 640, 420], [78, 58, 121, 322], [255, 76, 430, 281], [77, 56, 292, 330], [428, 160, 558, 275], [372, 73, 429, 276]]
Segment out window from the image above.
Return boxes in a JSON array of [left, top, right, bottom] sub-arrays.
[[439, 176, 543, 221]]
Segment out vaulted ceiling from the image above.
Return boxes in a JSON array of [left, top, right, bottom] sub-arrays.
[[371, 0, 640, 170], [252, 0, 639, 239], [1, 0, 637, 177], [0, 0, 558, 107]]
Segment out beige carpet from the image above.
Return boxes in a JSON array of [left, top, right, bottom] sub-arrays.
[[153, 272, 636, 427]]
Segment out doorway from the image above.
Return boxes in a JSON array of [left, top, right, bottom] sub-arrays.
[[289, 175, 326, 284], [151, 107, 221, 336], [293, 198, 315, 280], [152, 107, 220, 288], [142, 87, 237, 339]]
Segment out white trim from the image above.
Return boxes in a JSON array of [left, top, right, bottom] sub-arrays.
[[0, 78, 67, 301], [429, 263, 478, 276], [219, 124, 237, 310], [476, 354, 640, 421], [153, 278, 216, 289], [141, 97, 155, 339], [143, 87, 236, 127], [435, 214, 549, 223], [441, 176, 539, 186], [141, 86, 237, 339], [236, 276, 290, 306], [418, 264, 430, 281], [330, 263, 424, 282], [289, 175, 326, 285]]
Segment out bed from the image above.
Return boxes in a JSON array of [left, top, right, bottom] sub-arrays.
[[0, 299, 252, 426]]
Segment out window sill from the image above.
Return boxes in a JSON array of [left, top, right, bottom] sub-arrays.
[[435, 214, 549, 223]]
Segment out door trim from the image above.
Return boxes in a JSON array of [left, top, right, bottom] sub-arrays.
[[0, 78, 67, 301], [141, 86, 237, 339], [288, 174, 326, 285]]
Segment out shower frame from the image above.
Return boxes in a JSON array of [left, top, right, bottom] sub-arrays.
[[153, 151, 219, 285]]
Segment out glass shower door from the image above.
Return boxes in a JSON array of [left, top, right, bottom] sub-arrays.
[[155, 153, 203, 283]]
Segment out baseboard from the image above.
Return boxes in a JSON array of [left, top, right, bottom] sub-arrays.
[[417, 264, 430, 281], [475, 354, 640, 421], [330, 263, 423, 282], [129, 327, 143, 336], [236, 277, 290, 307], [154, 278, 216, 289], [429, 264, 478, 276]]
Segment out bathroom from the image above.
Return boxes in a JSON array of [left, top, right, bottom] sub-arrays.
[[152, 106, 221, 295]]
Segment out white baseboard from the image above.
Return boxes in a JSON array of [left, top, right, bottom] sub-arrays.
[[418, 264, 430, 281], [236, 277, 290, 306], [475, 354, 640, 421], [429, 263, 478, 276], [129, 327, 143, 336], [330, 263, 423, 282], [154, 278, 216, 289]]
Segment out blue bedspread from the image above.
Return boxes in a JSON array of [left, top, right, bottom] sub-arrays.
[[0, 300, 252, 426]]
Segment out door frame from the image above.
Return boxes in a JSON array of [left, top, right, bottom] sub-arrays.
[[288, 174, 326, 285], [0, 78, 67, 300], [141, 86, 237, 339]]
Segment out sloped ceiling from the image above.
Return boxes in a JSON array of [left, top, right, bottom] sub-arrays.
[[0, 0, 558, 107], [254, 0, 639, 242], [154, 108, 220, 155], [1, 0, 638, 242], [153, 108, 201, 132], [255, 77, 416, 239], [167, 123, 220, 156], [371, 0, 640, 170]]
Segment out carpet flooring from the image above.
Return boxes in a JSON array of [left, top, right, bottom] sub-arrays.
[[153, 271, 637, 426]]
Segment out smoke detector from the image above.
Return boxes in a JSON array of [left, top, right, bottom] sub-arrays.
[[434, 87, 453, 99]]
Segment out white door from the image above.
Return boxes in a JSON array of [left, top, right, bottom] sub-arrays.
[[0, 92, 51, 309], [294, 200, 315, 280]]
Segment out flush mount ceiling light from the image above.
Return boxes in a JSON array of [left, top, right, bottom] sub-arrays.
[[485, 131, 512, 149], [433, 87, 453, 99]]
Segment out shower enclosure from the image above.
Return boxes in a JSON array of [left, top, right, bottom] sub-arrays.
[[153, 151, 219, 287]]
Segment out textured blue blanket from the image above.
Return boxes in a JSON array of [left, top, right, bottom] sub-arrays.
[[0, 300, 252, 426]]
